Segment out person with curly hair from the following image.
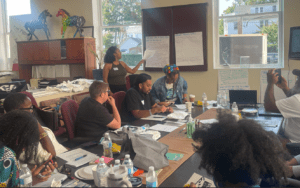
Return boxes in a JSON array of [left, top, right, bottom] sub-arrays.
[[0, 110, 57, 186], [150, 64, 188, 105], [103, 46, 145, 94], [192, 112, 289, 187]]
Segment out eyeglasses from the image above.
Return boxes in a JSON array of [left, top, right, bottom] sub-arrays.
[[106, 90, 110, 93], [19, 106, 34, 111]]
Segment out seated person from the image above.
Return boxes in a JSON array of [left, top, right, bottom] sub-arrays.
[[0, 110, 57, 186], [192, 111, 288, 187], [264, 69, 300, 143], [150, 65, 188, 105], [121, 73, 173, 122], [75, 81, 121, 138], [3, 93, 67, 166]]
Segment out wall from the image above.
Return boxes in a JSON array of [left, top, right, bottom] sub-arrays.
[[9, 0, 93, 72], [137, 0, 300, 102]]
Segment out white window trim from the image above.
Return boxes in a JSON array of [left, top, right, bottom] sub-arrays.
[[92, 0, 143, 70], [212, 0, 284, 69]]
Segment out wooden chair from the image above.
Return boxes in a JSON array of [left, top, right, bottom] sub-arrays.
[[61, 100, 79, 140]]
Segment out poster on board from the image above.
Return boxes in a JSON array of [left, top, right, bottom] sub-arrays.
[[145, 36, 169, 68]]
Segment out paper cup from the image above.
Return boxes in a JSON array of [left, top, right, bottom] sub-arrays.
[[189, 94, 195, 102], [185, 102, 192, 113], [92, 165, 100, 187]]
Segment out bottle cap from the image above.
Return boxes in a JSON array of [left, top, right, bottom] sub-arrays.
[[99, 158, 105, 163], [149, 166, 154, 171], [21, 164, 27, 168], [125, 154, 130, 158], [105, 133, 109, 137], [115, 159, 120, 164]]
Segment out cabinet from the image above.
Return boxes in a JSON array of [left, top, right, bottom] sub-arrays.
[[17, 38, 96, 82]]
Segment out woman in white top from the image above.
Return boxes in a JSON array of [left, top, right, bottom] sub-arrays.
[[3, 93, 67, 166]]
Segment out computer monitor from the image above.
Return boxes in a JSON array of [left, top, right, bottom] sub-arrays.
[[229, 90, 257, 105], [289, 26, 300, 60]]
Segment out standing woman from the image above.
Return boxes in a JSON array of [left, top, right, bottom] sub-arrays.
[[150, 64, 188, 105], [103, 46, 145, 94]]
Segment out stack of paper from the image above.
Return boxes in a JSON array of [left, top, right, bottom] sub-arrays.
[[149, 124, 179, 132], [57, 148, 98, 168], [141, 115, 167, 121]]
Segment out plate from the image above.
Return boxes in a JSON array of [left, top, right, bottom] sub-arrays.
[[75, 165, 96, 180]]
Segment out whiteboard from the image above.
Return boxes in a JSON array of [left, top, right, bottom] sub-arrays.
[[175, 32, 204, 66], [145, 36, 169, 68], [260, 70, 296, 103]]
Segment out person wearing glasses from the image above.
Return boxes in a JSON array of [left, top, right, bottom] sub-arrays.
[[150, 64, 188, 106], [3, 93, 67, 167], [75, 81, 121, 138]]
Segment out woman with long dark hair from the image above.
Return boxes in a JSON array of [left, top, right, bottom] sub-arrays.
[[150, 64, 188, 105], [103, 46, 145, 94]]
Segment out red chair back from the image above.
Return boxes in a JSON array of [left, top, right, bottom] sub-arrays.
[[126, 75, 131, 90], [61, 100, 79, 140], [112, 91, 126, 113], [20, 91, 39, 108]]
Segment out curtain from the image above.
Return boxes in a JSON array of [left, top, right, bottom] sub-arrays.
[[0, 0, 9, 71]]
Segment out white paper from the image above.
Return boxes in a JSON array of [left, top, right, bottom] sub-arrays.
[[143, 49, 155, 60], [199, 119, 218, 124], [164, 121, 185, 127], [145, 36, 169, 68], [141, 115, 167, 121], [55, 65, 70, 77], [175, 104, 186, 109], [167, 111, 188, 120], [149, 124, 179, 132], [175, 32, 204, 66], [57, 148, 98, 168], [33, 169, 67, 187], [255, 119, 278, 127], [260, 70, 296, 103], [185, 173, 215, 188], [33, 65, 56, 78]]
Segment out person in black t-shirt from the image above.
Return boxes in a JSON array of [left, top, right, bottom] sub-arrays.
[[75, 81, 121, 138], [121, 73, 173, 122]]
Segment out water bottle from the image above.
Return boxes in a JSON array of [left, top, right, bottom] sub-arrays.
[[142, 124, 150, 131], [19, 164, 32, 187], [146, 166, 157, 187], [103, 133, 113, 158], [96, 158, 108, 187], [186, 114, 195, 139], [114, 159, 120, 168], [231, 102, 238, 115], [202, 93, 208, 108], [217, 91, 221, 106], [122, 154, 134, 176], [221, 91, 227, 107]]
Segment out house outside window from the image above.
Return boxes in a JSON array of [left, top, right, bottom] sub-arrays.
[[273, 5, 276, 12], [213, 0, 284, 69], [260, 7, 263, 13]]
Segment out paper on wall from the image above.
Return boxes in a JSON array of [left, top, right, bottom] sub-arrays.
[[33, 65, 55, 79], [143, 49, 155, 60], [260, 70, 296, 103], [175, 32, 204, 66], [145, 36, 169, 68], [55, 65, 70, 77]]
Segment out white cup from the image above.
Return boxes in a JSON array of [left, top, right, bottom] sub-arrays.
[[185, 102, 192, 113], [189, 94, 195, 102], [107, 165, 132, 187]]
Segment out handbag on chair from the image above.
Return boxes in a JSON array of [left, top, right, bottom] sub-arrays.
[[33, 106, 60, 131]]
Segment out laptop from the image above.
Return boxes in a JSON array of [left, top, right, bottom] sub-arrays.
[[229, 90, 257, 110]]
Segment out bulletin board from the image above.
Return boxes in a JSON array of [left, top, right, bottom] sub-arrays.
[[142, 3, 208, 72]]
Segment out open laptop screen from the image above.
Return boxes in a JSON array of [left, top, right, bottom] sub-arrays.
[[229, 90, 257, 105]]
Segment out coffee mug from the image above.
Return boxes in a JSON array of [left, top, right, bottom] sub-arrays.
[[107, 165, 132, 187]]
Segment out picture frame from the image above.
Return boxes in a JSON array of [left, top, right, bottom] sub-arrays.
[[82, 26, 94, 38]]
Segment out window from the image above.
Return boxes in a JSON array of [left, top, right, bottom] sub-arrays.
[[260, 7, 263, 13], [273, 5, 276, 12], [94, 0, 142, 69], [234, 22, 238, 30], [213, 0, 284, 69]]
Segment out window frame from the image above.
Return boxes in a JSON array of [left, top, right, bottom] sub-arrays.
[[92, 0, 143, 70], [212, 0, 284, 69]]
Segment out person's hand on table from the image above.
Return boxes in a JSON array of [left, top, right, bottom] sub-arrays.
[[167, 107, 174, 113], [267, 69, 279, 85], [159, 105, 167, 113], [183, 98, 189, 103]]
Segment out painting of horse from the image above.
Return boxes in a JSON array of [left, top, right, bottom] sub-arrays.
[[56, 9, 86, 39], [24, 9, 52, 41]]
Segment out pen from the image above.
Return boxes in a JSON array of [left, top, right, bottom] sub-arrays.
[[75, 155, 87, 161]]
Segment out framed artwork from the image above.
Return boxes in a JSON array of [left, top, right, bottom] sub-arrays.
[[82, 26, 94, 38]]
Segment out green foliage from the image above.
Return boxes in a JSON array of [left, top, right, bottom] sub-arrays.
[[103, 33, 115, 51], [259, 22, 278, 52], [223, 0, 278, 14], [219, 19, 224, 35], [223, 4, 236, 14]]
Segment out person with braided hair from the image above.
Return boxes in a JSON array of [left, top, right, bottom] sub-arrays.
[[0, 110, 57, 186], [150, 64, 188, 106]]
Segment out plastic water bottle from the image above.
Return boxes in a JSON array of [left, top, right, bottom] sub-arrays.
[[202, 93, 208, 108], [217, 91, 221, 106], [122, 154, 134, 176], [114, 159, 120, 168], [96, 158, 108, 187], [231, 102, 238, 115], [19, 164, 32, 187], [103, 133, 113, 158], [221, 91, 227, 107], [186, 114, 195, 139], [146, 166, 157, 187]]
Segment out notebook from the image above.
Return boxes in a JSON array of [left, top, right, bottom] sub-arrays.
[[229, 90, 257, 110]]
